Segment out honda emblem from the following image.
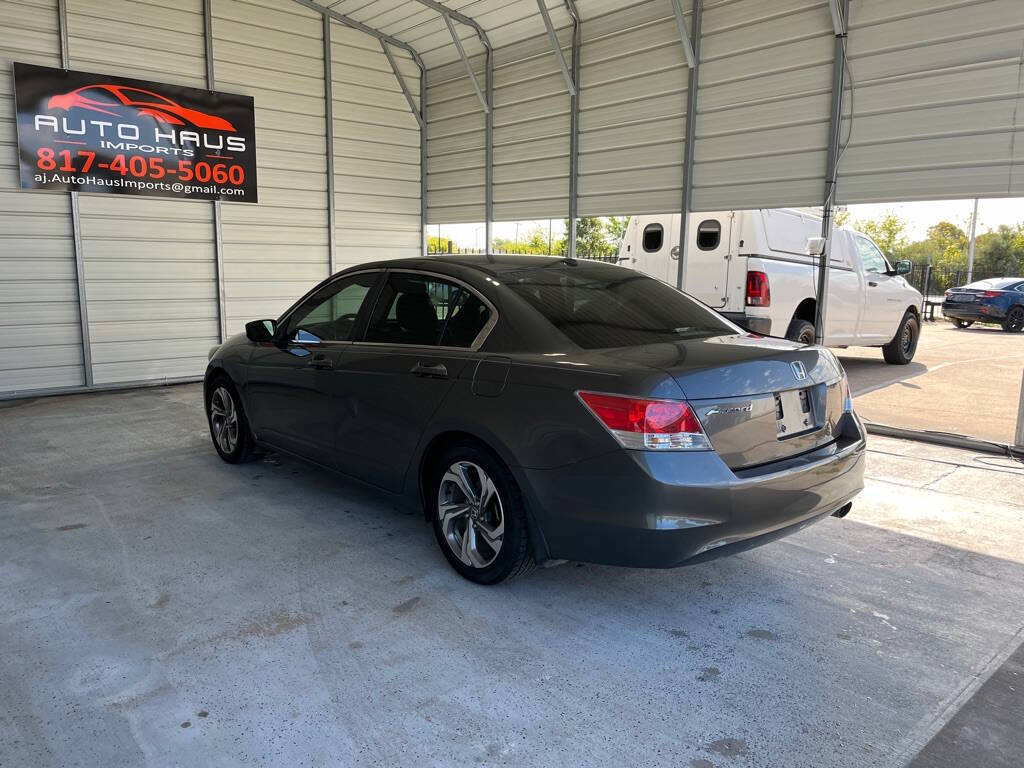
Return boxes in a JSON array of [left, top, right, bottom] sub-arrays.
[[791, 361, 808, 381]]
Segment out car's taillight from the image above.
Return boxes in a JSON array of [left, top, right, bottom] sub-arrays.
[[978, 290, 1001, 298], [944, 289, 952, 297], [746, 271, 770, 307], [576, 391, 710, 451]]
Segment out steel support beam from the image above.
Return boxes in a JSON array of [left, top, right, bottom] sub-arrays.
[[383, 42, 425, 129], [203, 0, 228, 343], [675, 0, 702, 291], [537, 0, 576, 96], [669, 0, 697, 69], [421, 69, 428, 257], [323, 14, 337, 274], [57, 0, 94, 387], [813, 0, 849, 345], [442, 12, 489, 114], [485, 45, 493, 252], [566, 0, 580, 259], [292, 0, 424, 64]]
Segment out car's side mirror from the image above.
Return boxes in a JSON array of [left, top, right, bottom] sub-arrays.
[[245, 319, 277, 343], [805, 236, 826, 256], [894, 259, 912, 276]]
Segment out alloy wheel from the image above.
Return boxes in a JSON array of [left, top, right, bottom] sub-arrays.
[[1007, 308, 1024, 332], [437, 461, 504, 568], [209, 386, 239, 455]]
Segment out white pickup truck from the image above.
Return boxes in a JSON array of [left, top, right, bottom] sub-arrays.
[[617, 209, 923, 364]]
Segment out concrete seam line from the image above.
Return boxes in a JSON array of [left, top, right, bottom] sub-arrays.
[[893, 623, 1024, 767]]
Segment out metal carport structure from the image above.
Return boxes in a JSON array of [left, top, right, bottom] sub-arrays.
[[1, 0, 1022, 397]]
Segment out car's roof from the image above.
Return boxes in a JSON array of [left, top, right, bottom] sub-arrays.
[[345, 253, 622, 277]]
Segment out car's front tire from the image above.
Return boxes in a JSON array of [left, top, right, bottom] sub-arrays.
[[428, 441, 534, 584], [882, 311, 920, 365], [1002, 306, 1024, 333], [952, 318, 973, 329], [205, 376, 255, 463]]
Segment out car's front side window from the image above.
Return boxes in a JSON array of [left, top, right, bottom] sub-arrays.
[[285, 272, 379, 343], [364, 273, 491, 348]]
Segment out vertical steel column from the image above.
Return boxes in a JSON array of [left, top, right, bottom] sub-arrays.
[[420, 63, 428, 257], [675, 0, 702, 291], [567, 0, 581, 260], [485, 44, 493, 253], [323, 15, 337, 274], [57, 0, 93, 386], [203, 0, 228, 342], [813, 0, 849, 345]]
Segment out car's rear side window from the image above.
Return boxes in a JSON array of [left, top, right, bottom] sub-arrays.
[[363, 272, 491, 348], [504, 266, 736, 349]]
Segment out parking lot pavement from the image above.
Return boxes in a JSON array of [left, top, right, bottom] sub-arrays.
[[2, 384, 1023, 768], [840, 321, 1024, 445]]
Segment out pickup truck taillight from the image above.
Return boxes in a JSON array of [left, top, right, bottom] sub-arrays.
[[746, 271, 770, 307]]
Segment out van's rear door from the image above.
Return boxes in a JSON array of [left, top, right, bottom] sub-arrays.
[[683, 212, 732, 308]]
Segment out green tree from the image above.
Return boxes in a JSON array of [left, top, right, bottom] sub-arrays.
[[552, 217, 624, 259], [973, 225, 1024, 276], [427, 236, 452, 254], [833, 208, 852, 228], [927, 221, 969, 270], [852, 211, 908, 256]]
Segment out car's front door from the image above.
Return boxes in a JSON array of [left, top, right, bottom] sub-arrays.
[[854, 235, 905, 341], [244, 271, 381, 464], [327, 271, 495, 492]]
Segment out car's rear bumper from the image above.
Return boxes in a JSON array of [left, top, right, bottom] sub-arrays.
[[518, 413, 866, 568], [941, 303, 1004, 321]]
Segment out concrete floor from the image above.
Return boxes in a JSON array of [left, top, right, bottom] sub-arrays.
[[2, 384, 1024, 768], [840, 321, 1024, 445]]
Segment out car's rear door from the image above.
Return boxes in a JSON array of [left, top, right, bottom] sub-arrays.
[[327, 270, 495, 492], [244, 271, 382, 465]]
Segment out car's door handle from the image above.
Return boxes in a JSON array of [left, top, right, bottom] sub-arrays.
[[411, 362, 448, 379], [868, 281, 879, 287], [309, 353, 333, 370]]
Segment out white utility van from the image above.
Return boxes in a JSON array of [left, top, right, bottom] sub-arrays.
[[617, 209, 923, 364]]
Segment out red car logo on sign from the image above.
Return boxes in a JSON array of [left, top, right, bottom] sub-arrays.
[[47, 84, 236, 131]]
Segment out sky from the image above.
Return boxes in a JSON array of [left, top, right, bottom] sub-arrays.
[[432, 198, 1024, 249]]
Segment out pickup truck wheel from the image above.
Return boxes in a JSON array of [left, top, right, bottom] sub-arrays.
[[785, 319, 816, 345], [952, 319, 973, 329], [1002, 307, 1024, 333], [882, 312, 919, 365]]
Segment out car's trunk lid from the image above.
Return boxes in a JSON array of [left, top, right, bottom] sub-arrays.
[[596, 334, 846, 470]]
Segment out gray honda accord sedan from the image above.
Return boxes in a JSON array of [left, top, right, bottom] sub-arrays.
[[205, 255, 865, 584]]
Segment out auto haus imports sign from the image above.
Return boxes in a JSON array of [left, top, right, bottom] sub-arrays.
[[13, 63, 257, 203]]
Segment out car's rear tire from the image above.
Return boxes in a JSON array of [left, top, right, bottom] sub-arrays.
[[205, 376, 255, 463], [427, 441, 534, 585], [1001, 306, 1024, 333], [952, 319, 973, 329], [882, 311, 920, 365], [785, 318, 816, 345]]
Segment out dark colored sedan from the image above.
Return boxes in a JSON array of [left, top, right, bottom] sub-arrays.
[[942, 277, 1024, 332], [205, 255, 865, 584]]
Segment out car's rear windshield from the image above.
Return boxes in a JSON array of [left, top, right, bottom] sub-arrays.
[[503, 265, 738, 349], [965, 278, 1020, 290]]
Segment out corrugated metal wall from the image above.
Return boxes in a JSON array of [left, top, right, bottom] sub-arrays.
[[213, 0, 330, 335], [577, 0, 687, 216], [492, 23, 572, 222], [690, 0, 834, 212], [0, 0, 83, 393], [838, 0, 1024, 203], [67, 0, 220, 385], [330, 20, 422, 266], [425, 53, 487, 224]]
